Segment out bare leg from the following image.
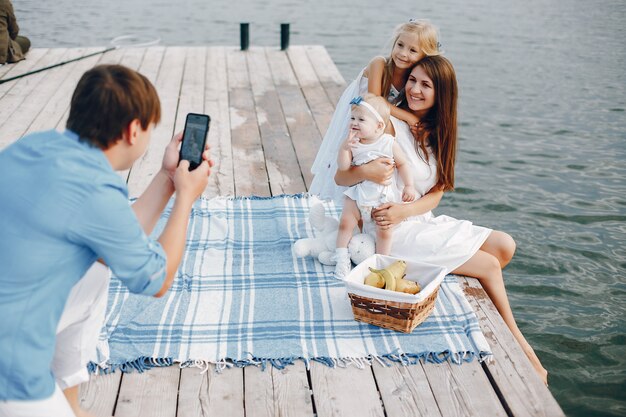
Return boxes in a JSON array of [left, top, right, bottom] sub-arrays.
[[453, 250, 548, 384], [63, 386, 101, 417], [336, 198, 360, 248], [375, 226, 393, 255], [480, 230, 516, 268]]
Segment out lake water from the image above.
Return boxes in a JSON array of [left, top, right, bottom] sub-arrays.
[[15, 0, 626, 415]]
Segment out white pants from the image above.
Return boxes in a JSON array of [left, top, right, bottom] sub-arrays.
[[0, 263, 111, 417]]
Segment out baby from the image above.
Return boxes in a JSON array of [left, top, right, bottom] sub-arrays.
[[334, 94, 416, 278]]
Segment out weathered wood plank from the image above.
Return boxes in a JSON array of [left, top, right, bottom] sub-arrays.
[[372, 361, 443, 417], [0, 48, 69, 127], [422, 360, 507, 417], [310, 362, 384, 417], [127, 46, 185, 197], [460, 277, 565, 417], [286, 46, 335, 138], [248, 47, 306, 195], [52, 46, 129, 131], [173, 46, 206, 134], [265, 49, 322, 189], [227, 48, 270, 197], [304, 45, 346, 105], [178, 366, 245, 417], [244, 362, 314, 417], [17, 47, 103, 138], [0, 48, 49, 80], [0, 48, 101, 148], [78, 372, 122, 417], [205, 46, 235, 196], [115, 366, 180, 417]]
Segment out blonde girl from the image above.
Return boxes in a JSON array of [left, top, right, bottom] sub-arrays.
[[310, 19, 440, 206]]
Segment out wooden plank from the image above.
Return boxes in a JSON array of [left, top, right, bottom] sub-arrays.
[[0, 48, 69, 125], [304, 45, 346, 104], [78, 372, 122, 417], [244, 362, 314, 417], [127, 46, 184, 198], [173, 46, 206, 134], [310, 362, 384, 417], [226, 48, 270, 197], [0, 48, 101, 148], [422, 360, 507, 417], [205, 46, 235, 196], [286, 46, 335, 137], [372, 361, 443, 417], [52, 46, 129, 132], [118, 46, 147, 73], [248, 47, 306, 195], [0, 48, 49, 79], [18, 47, 103, 138], [115, 366, 180, 417], [178, 365, 245, 417], [460, 277, 565, 417], [265, 49, 322, 189]]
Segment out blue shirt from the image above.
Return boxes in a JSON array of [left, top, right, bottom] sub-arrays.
[[0, 130, 167, 400]]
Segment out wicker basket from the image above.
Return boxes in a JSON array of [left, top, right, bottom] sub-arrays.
[[348, 287, 440, 333], [343, 255, 446, 333]]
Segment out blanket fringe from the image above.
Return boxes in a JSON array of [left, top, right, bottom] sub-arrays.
[[88, 350, 493, 375], [203, 193, 316, 202]]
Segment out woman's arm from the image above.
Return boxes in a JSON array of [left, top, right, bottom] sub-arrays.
[[392, 142, 417, 202], [372, 186, 444, 229], [334, 157, 395, 187], [390, 106, 420, 128]]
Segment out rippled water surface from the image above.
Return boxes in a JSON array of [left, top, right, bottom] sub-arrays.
[[16, 1, 626, 415]]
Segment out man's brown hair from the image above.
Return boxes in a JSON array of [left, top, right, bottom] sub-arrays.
[[67, 64, 161, 149]]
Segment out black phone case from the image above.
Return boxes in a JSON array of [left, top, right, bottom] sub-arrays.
[[179, 113, 210, 170]]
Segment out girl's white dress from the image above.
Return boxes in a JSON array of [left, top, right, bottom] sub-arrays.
[[343, 133, 399, 209], [310, 69, 401, 206], [357, 117, 493, 273]]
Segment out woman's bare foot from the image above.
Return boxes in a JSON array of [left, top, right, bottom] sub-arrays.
[[520, 340, 548, 385]]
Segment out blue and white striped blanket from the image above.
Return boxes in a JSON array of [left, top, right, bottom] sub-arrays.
[[93, 194, 491, 373]]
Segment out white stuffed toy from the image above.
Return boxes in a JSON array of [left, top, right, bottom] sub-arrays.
[[293, 202, 375, 266]]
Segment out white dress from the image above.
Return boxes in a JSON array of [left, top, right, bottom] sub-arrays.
[[343, 133, 399, 209], [309, 69, 401, 206], [360, 117, 492, 273]]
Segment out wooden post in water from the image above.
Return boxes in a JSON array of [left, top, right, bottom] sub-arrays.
[[280, 23, 290, 50], [240, 23, 249, 51]]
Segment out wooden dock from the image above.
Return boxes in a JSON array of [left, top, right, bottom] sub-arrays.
[[0, 46, 564, 417]]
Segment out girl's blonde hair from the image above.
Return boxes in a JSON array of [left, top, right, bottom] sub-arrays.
[[381, 20, 441, 101]]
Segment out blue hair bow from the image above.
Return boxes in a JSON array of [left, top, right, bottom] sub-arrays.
[[349, 96, 363, 105]]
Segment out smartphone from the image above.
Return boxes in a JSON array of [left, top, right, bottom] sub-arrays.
[[179, 113, 210, 170]]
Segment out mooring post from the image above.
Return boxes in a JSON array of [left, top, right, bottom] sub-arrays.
[[280, 23, 290, 50], [240, 23, 249, 51]]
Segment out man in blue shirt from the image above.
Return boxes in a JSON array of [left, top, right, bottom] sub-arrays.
[[0, 65, 213, 417]]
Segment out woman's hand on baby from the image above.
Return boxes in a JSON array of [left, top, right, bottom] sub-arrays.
[[372, 202, 405, 230], [402, 185, 417, 202], [364, 158, 394, 185]]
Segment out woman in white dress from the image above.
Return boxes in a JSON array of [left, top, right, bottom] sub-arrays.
[[333, 56, 548, 384]]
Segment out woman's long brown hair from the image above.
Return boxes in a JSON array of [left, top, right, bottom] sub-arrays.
[[403, 55, 458, 192]]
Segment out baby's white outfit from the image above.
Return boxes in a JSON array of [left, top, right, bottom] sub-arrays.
[[343, 133, 400, 221], [310, 68, 401, 207]]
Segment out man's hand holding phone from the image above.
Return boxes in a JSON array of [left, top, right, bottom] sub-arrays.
[[161, 131, 213, 181]]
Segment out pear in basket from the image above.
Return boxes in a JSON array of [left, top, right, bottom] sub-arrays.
[[364, 260, 420, 294], [364, 271, 385, 288], [365, 260, 407, 291], [395, 278, 421, 294]]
